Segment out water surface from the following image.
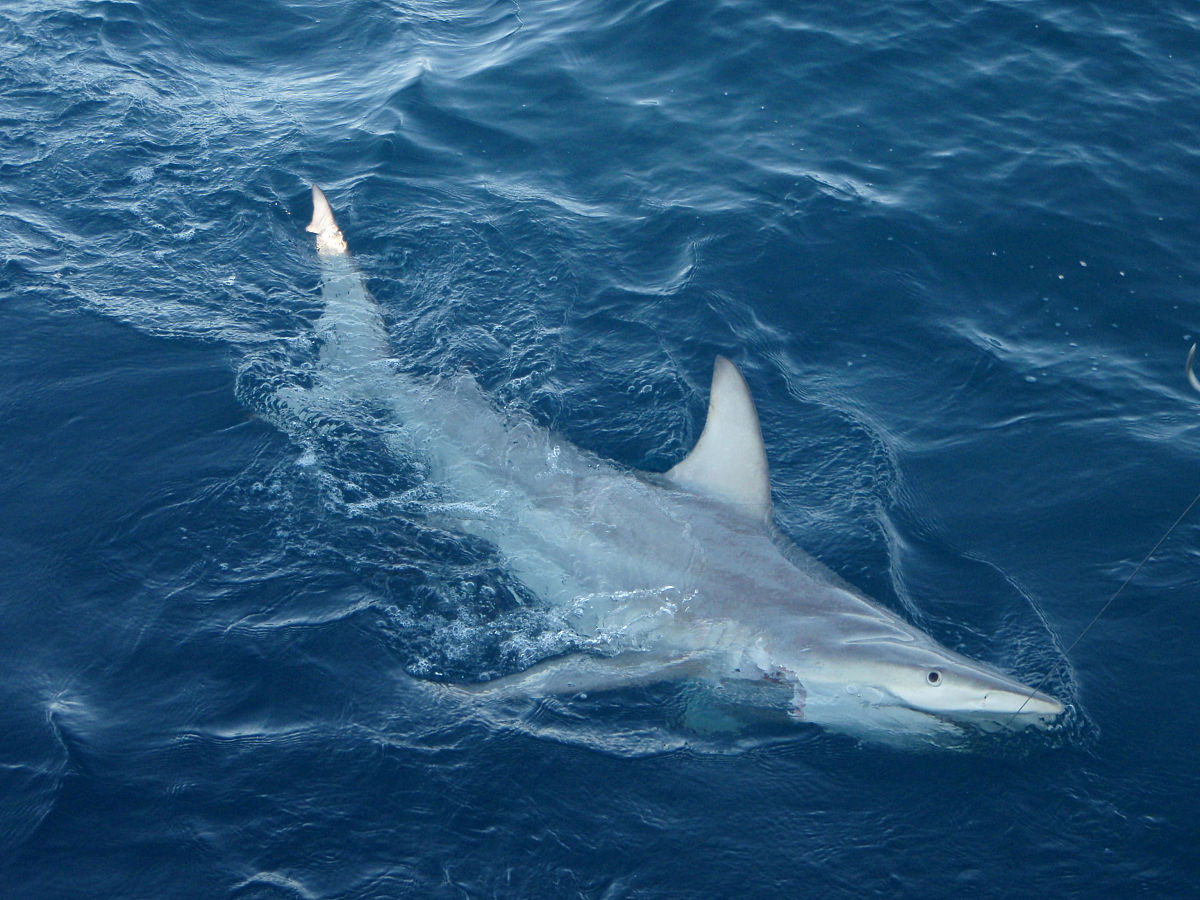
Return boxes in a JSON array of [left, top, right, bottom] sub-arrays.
[[2, 0, 1199, 896]]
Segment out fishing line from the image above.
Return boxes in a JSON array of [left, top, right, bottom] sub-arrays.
[[1007, 344, 1200, 725]]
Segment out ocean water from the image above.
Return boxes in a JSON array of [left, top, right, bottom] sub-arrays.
[[3, 0, 1200, 895]]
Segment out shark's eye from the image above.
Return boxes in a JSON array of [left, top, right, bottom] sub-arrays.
[[927, 670, 942, 686]]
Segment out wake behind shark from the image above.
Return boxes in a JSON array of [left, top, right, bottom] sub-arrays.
[[299, 185, 1064, 741]]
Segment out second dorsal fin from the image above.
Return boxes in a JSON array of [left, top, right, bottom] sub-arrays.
[[666, 356, 772, 521]]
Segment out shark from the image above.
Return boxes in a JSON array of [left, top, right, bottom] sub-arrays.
[[298, 184, 1065, 741]]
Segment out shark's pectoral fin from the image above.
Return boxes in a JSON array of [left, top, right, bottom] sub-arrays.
[[666, 356, 772, 522], [791, 681, 807, 720], [455, 650, 712, 700]]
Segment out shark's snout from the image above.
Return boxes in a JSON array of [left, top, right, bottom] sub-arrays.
[[933, 670, 1066, 726], [981, 687, 1064, 718]]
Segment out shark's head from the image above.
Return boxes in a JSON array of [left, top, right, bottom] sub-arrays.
[[753, 614, 1066, 735], [866, 646, 1065, 726]]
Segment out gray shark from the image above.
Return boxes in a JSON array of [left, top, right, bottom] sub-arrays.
[[300, 185, 1064, 740]]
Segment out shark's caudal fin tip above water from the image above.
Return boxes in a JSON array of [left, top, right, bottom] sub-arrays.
[[307, 184, 348, 255], [666, 355, 772, 522], [306, 185, 333, 233]]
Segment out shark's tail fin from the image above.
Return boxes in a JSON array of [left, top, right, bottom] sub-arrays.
[[307, 185, 348, 255]]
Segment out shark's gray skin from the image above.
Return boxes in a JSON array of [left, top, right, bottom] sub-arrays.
[[301, 185, 1064, 740]]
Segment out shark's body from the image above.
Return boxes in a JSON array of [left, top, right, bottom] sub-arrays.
[[298, 185, 1064, 740]]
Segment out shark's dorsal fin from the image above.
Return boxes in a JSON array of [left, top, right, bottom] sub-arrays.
[[666, 356, 772, 521]]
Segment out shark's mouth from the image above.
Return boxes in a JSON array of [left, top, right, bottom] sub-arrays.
[[778, 679, 965, 738]]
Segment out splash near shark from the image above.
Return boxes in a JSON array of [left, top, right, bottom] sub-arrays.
[[297, 184, 1064, 744]]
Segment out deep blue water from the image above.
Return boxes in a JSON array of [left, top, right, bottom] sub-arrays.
[[4, 0, 1200, 895]]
